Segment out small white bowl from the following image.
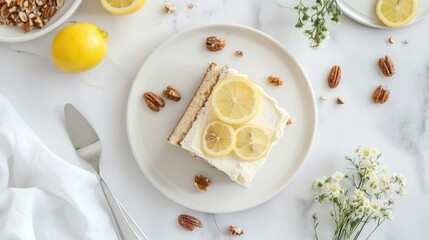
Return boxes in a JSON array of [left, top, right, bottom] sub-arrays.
[[0, 0, 82, 42]]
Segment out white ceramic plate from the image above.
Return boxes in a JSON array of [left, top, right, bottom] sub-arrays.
[[337, 0, 429, 29], [126, 23, 317, 213], [0, 0, 82, 42]]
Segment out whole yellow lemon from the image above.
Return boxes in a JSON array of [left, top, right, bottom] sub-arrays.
[[52, 23, 108, 73]]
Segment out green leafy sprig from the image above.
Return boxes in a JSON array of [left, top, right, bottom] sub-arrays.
[[294, 0, 342, 48]]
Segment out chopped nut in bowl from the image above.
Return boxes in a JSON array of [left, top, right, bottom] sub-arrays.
[[0, 0, 82, 42]]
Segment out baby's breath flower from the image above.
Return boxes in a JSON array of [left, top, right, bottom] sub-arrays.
[[313, 179, 324, 189], [332, 172, 345, 182], [312, 146, 406, 240], [397, 174, 407, 186], [354, 189, 364, 199], [383, 209, 394, 220], [398, 188, 406, 197]]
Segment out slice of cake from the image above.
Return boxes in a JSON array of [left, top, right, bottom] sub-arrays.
[[168, 63, 290, 188]]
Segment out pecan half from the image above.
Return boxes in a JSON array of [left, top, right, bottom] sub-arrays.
[[327, 65, 341, 88], [194, 175, 211, 193], [267, 75, 283, 86], [372, 85, 390, 104], [206, 36, 225, 52], [378, 55, 395, 77], [178, 214, 203, 231], [229, 225, 244, 236], [143, 92, 165, 112], [163, 85, 181, 101]]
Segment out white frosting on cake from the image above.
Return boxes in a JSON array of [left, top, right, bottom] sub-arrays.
[[181, 69, 290, 187]]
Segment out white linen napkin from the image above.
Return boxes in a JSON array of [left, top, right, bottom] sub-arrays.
[[0, 95, 117, 240]]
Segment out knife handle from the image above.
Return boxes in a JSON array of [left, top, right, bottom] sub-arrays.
[[100, 178, 148, 240]]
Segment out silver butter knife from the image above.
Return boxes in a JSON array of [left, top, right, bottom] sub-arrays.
[[64, 103, 148, 240]]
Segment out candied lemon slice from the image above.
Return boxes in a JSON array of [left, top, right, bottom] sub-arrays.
[[376, 0, 419, 28], [210, 76, 260, 125], [201, 120, 236, 158], [234, 124, 271, 162]]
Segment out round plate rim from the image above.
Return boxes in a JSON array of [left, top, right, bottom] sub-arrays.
[[126, 23, 318, 213]]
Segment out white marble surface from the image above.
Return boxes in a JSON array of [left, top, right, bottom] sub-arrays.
[[1, 0, 428, 239]]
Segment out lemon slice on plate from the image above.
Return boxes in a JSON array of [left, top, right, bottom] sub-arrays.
[[201, 121, 236, 158], [100, 0, 146, 15], [210, 76, 260, 125], [376, 0, 419, 28], [234, 124, 272, 162]]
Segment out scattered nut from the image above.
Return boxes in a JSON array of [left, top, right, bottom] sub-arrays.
[[327, 65, 341, 88], [143, 92, 165, 112], [404, 39, 409, 44], [163, 85, 181, 101], [267, 75, 283, 86], [287, 118, 293, 125], [194, 175, 211, 192], [229, 225, 244, 236], [337, 97, 345, 104], [378, 55, 395, 77], [372, 85, 390, 104], [178, 214, 203, 231], [388, 36, 395, 44], [320, 96, 327, 101], [164, 2, 176, 13], [187, 3, 194, 9], [235, 50, 244, 57], [206, 36, 225, 52]]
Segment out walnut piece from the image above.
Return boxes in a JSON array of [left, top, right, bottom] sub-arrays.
[[372, 85, 390, 104], [163, 85, 181, 101], [194, 175, 211, 192], [327, 65, 341, 88], [178, 214, 203, 231], [378, 55, 395, 77], [206, 36, 225, 52], [143, 92, 165, 112], [164, 2, 176, 13], [235, 50, 244, 57], [229, 225, 244, 236], [267, 75, 283, 86], [337, 97, 345, 104]]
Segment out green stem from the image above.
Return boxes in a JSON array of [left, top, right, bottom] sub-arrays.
[[365, 220, 385, 240]]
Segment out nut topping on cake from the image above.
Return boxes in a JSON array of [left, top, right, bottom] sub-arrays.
[[206, 36, 225, 52], [327, 65, 341, 88], [143, 92, 165, 112], [178, 214, 203, 231], [268, 75, 283, 86], [163, 85, 181, 101], [229, 225, 244, 236], [378, 55, 395, 77], [194, 175, 211, 192]]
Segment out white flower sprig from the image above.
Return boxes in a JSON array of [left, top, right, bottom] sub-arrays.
[[312, 146, 406, 240]]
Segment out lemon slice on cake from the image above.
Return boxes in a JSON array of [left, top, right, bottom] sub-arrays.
[[234, 124, 272, 162], [201, 121, 236, 158], [100, 0, 146, 15], [210, 76, 260, 125], [376, 0, 419, 28]]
